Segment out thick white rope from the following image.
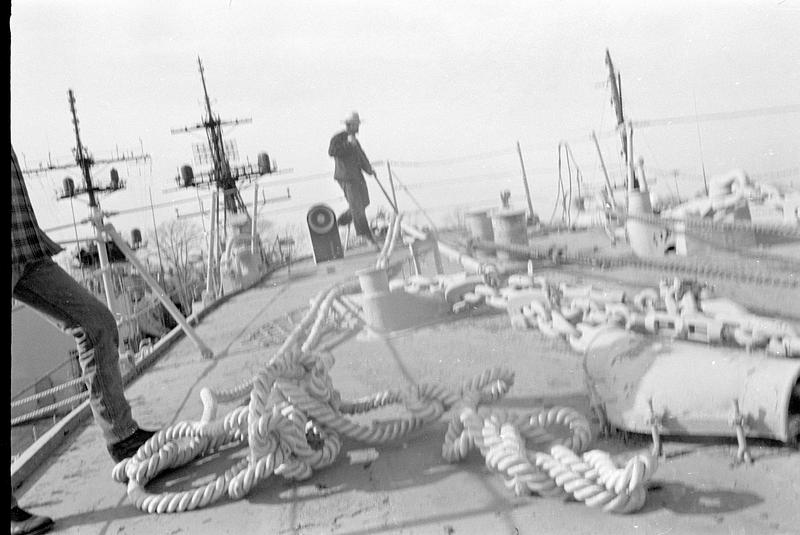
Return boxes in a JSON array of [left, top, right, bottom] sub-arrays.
[[112, 275, 659, 515]]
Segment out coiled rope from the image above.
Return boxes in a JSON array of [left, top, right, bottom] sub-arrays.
[[112, 276, 658, 514], [441, 395, 657, 513]]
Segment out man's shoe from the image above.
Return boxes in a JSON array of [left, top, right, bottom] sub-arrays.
[[10, 506, 54, 535], [338, 210, 352, 226], [107, 428, 158, 463]]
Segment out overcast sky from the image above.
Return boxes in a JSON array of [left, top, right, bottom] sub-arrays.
[[10, 0, 800, 234]]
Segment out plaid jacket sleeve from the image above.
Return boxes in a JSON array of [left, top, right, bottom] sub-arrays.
[[10, 144, 63, 271]]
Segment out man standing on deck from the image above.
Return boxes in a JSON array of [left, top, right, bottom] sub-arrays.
[[10, 143, 158, 535], [328, 111, 380, 250]]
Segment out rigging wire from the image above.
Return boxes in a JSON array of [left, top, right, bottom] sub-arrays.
[[693, 93, 710, 195], [32, 113, 799, 238], [590, 93, 609, 187], [632, 103, 800, 128], [387, 169, 439, 230], [398, 170, 519, 190], [389, 147, 515, 168]]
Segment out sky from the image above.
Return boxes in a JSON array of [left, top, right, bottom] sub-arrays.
[[10, 0, 800, 243]]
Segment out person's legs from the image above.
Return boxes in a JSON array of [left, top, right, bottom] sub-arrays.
[[12, 258, 138, 444], [337, 208, 352, 226], [335, 180, 353, 226], [351, 207, 372, 238], [341, 178, 375, 239]]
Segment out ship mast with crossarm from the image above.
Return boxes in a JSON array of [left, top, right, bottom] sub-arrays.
[[171, 57, 277, 225]]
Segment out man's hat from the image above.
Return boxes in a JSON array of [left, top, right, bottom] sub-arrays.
[[343, 111, 361, 125]]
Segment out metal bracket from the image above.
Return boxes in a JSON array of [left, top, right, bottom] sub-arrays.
[[731, 399, 753, 465], [647, 398, 664, 457]]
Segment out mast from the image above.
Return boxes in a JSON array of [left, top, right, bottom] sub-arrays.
[[198, 57, 234, 212], [171, 57, 253, 219], [605, 49, 638, 190], [64, 90, 150, 313], [68, 90, 98, 207], [23, 91, 215, 358]]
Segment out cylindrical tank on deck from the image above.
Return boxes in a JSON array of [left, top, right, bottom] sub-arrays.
[[131, 228, 142, 249], [180, 165, 195, 187], [490, 209, 528, 261], [109, 168, 120, 189], [464, 209, 494, 242], [257, 152, 272, 174], [63, 177, 75, 197], [583, 326, 800, 444]]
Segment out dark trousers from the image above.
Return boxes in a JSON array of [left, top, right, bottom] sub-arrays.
[[12, 258, 138, 444], [336, 178, 373, 238]]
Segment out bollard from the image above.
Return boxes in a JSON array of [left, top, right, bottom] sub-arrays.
[[356, 266, 390, 296]]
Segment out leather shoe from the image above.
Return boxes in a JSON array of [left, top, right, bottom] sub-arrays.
[[107, 427, 158, 463], [338, 210, 352, 226], [10, 506, 54, 535]]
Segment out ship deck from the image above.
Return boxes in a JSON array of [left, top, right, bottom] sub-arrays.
[[12, 233, 800, 535]]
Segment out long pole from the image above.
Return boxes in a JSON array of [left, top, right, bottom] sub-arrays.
[[385, 161, 399, 214], [693, 93, 710, 195], [215, 193, 223, 297], [206, 191, 218, 297], [148, 187, 165, 283], [251, 183, 259, 254], [69, 197, 87, 283], [626, 122, 637, 193], [369, 171, 398, 213], [516, 141, 535, 221], [196, 188, 207, 233], [591, 131, 617, 210], [91, 208, 118, 314]]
